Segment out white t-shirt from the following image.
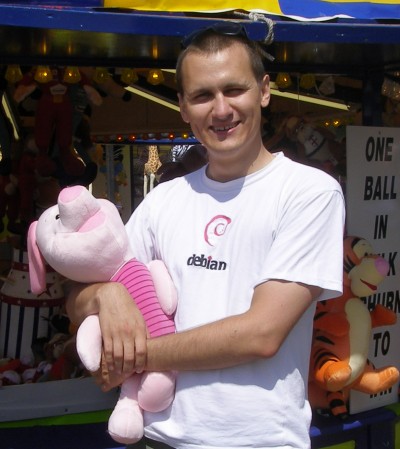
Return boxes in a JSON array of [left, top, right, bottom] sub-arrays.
[[125, 152, 345, 449]]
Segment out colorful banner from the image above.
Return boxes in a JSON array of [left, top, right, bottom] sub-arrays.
[[104, 0, 400, 20]]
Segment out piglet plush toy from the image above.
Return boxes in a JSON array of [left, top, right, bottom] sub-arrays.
[[27, 185, 177, 444]]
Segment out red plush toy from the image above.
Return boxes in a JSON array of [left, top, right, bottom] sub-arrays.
[[13, 66, 102, 178], [308, 236, 399, 418]]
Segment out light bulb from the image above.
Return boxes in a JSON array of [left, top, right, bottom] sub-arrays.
[[34, 66, 53, 83], [63, 66, 81, 84], [147, 69, 164, 85], [5, 65, 23, 83], [121, 68, 138, 85], [93, 67, 110, 84]]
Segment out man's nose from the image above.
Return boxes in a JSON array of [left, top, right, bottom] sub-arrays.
[[213, 94, 232, 118]]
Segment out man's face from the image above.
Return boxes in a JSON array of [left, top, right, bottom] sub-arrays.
[[178, 43, 270, 162]]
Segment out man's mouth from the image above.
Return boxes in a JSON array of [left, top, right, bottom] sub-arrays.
[[213, 123, 238, 132]]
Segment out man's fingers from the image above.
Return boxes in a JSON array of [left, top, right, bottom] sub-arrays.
[[133, 334, 147, 374]]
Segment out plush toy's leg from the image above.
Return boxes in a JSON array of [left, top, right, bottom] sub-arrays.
[[149, 173, 155, 191], [108, 375, 144, 445], [308, 381, 349, 419], [352, 362, 399, 394], [313, 354, 352, 392], [34, 95, 58, 176], [143, 174, 148, 197], [326, 390, 349, 419], [138, 371, 176, 412], [59, 145, 86, 177]]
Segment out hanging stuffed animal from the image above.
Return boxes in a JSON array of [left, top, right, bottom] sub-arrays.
[[13, 66, 102, 178], [284, 115, 346, 176], [26, 185, 178, 444], [143, 145, 162, 196], [308, 236, 399, 418]]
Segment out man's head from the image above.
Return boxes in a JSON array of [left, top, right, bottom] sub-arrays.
[[176, 22, 266, 96], [175, 22, 271, 180]]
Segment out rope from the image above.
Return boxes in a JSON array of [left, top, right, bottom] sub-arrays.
[[234, 11, 275, 61]]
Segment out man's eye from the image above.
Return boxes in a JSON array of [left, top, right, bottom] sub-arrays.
[[225, 88, 244, 96], [194, 93, 210, 101]]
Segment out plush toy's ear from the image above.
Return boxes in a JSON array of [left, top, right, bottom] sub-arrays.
[[27, 221, 47, 295]]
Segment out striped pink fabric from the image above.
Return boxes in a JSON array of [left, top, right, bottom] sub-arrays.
[[111, 259, 175, 337]]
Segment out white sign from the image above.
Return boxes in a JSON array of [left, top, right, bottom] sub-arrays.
[[346, 125, 400, 414]]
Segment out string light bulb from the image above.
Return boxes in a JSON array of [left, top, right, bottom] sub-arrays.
[[299, 74, 316, 90], [275, 72, 292, 89], [5, 65, 23, 83], [93, 67, 111, 84], [34, 66, 53, 83], [121, 68, 138, 85], [63, 66, 81, 83], [147, 69, 164, 85]]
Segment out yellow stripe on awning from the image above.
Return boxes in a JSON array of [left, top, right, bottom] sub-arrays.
[[104, 0, 283, 14]]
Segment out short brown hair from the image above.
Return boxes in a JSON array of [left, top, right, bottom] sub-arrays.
[[176, 30, 266, 95]]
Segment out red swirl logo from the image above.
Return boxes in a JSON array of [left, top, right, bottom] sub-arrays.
[[204, 215, 232, 246]]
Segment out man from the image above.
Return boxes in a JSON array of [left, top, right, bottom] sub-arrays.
[[67, 22, 345, 449]]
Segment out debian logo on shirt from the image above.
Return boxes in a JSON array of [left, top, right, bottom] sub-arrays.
[[187, 254, 227, 271], [204, 215, 232, 246], [186, 215, 231, 271]]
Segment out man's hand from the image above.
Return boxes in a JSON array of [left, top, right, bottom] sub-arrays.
[[94, 348, 135, 392], [96, 282, 148, 377]]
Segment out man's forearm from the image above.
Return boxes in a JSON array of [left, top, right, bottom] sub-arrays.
[[145, 281, 320, 373], [65, 281, 102, 325], [146, 313, 263, 372]]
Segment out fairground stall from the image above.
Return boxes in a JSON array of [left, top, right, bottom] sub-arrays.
[[0, 2, 400, 448]]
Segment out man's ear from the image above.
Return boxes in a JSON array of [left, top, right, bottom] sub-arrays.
[[260, 74, 271, 108], [178, 93, 190, 123]]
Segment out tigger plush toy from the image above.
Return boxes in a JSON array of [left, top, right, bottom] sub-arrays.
[[308, 236, 399, 418]]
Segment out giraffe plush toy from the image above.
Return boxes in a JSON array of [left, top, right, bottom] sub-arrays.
[[27, 185, 178, 444], [143, 144, 162, 196]]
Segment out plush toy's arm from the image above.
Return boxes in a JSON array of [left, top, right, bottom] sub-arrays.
[[82, 84, 103, 107], [76, 315, 102, 372], [147, 260, 178, 316], [13, 83, 37, 103], [370, 304, 397, 328]]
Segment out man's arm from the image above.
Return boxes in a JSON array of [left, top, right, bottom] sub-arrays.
[[66, 279, 320, 390], [65, 281, 148, 375], [146, 279, 320, 371]]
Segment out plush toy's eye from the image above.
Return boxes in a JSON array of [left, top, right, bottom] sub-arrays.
[[353, 239, 373, 259], [55, 214, 60, 220]]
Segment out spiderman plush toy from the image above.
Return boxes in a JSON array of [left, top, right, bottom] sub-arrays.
[[14, 66, 102, 178]]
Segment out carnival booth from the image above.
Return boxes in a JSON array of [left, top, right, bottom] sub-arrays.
[[1, 1, 400, 448]]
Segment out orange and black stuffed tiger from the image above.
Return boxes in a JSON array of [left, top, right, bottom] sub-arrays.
[[308, 236, 399, 418]]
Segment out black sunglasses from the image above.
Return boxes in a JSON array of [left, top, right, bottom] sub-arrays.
[[181, 22, 249, 49]]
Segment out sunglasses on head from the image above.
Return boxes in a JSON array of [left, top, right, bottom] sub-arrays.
[[181, 22, 249, 49]]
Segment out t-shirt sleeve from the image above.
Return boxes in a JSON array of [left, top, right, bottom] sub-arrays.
[[125, 195, 156, 264], [258, 186, 345, 301]]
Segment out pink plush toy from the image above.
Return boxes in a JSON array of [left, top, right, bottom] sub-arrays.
[[26, 185, 178, 444]]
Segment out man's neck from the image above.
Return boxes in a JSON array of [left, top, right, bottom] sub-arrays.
[[206, 148, 274, 182]]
